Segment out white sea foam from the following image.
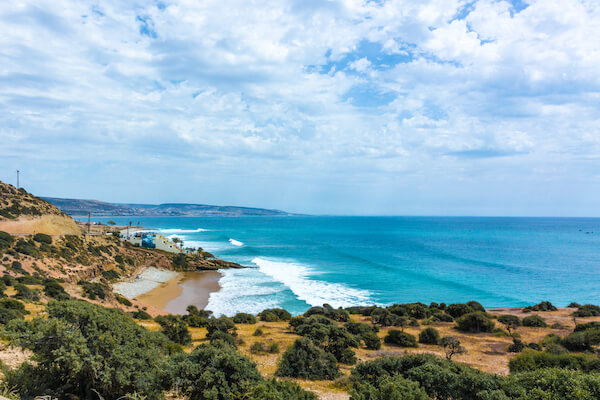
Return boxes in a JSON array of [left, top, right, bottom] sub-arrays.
[[252, 257, 373, 308], [158, 228, 207, 234], [229, 238, 244, 246], [206, 268, 285, 316]]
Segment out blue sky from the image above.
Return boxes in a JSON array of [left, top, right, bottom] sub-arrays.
[[1, 0, 599, 216]]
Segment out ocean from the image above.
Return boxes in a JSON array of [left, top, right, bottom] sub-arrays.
[[88, 216, 600, 316]]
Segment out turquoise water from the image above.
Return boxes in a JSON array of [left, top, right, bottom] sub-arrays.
[[89, 216, 600, 315]]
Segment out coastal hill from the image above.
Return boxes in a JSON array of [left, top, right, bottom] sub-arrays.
[[42, 196, 291, 217], [0, 181, 80, 235]]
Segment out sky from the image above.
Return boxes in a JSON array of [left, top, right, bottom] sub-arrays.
[[1, 0, 599, 216]]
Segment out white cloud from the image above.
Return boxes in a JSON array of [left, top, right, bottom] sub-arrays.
[[0, 0, 599, 215]]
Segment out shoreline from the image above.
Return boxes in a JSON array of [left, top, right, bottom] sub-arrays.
[[135, 270, 222, 314]]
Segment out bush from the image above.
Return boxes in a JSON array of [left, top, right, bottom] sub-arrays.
[[14, 239, 38, 257], [155, 315, 192, 345], [251, 341, 267, 354], [563, 329, 600, 352], [233, 312, 257, 324], [497, 315, 521, 332], [522, 314, 547, 327], [169, 342, 262, 400], [0, 231, 14, 251], [418, 327, 440, 345], [77, 281, 107, 300], [446, 303, 474, 318], [305, 304, 350, 322], [115, 294, 132, 306], [351, 375, 429, 400], [575, 321, 600, 332], [573, 304, 600, 317], [130, 309, 152, 320], [345, 321, 378, 336], [0, 299, 28, 324], [253, 327, 264, 336], [362, 331, 382, 350], [101, 270, 120, 281], [507, 338, 525, 353], [384, 330, 418, 347], [259, 308, 291, 322], [206, 316, 236, 338], [432, 313, 454, 322], [210, 331, 237, 347], [33, 233, 52, 244], [371, 308, 399, 326], [508, 367, 600, 399], [268, 342, 280, 353], [466, 301, 486, 312], [42, 280, 69, 300], [523, 301, 557, 312], [10, 261, 27, 275], [509, 351, 600, 373], [455, 312, 495, 333], [5, 300, 171, 399], [13, 283, 39, 301], [248, 378, 317, 400], [276, 338, 340, 380]]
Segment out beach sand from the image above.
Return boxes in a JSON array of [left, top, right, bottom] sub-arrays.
[[136, 270, 222, 314]]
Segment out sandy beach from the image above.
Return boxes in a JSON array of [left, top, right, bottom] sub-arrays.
[[136, 270, 222, 314]]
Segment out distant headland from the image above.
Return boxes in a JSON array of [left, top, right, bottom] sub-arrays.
[[42, 196, 293, 217]]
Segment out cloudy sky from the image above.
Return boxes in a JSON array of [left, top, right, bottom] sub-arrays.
[[1, 0, 599, 215]]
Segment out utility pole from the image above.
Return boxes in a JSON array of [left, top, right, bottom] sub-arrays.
[[16, 170, 19, 189]]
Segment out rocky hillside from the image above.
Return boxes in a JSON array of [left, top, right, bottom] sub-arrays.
[[0, 181, 80, 235]]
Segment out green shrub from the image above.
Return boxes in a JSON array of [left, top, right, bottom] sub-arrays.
[[574, 321, 600, 332], [169, 342, 262, 400], [13, 283, 39, 301], [455, 312, 495, 333], [233, 312, 257, 324], [4, 300, 171, 399], [77, 281, 107, 300], [384, 330, 418, 347], [130, 309, 152, 320], [155, 315, 192, 345], [418, 327, 440, 345], [497, 315, 521, 333], [116, 294, 132, 306], [0, 231, 14, 251], [248, 378, 317, 400], [446, 303, 474, 318], [466, 301, 486, 312], [563, 329, 600, 352], [33, 233, 52, 244], [253, 327, 264, 336], [509, 351, 600, 373], [522, 301, 557, 312], [206, 316, 236, 338], [432, 313, 454, 322], [14, 239, 38, 257], [362, 331, 382, 350], [573, 304, 600, 317], [350, 375, 429, 400], [276, 338, 340, 380], [0, 299, 28, 324], [345, 321, 378, 336], [251, 341, 267, 354], [42, 280, 69, 300], [10, 261, 27, 275], [209, 331, 237, 347], [507, 338, 525, 353], [305, 304, 350, 322], [507, 368, 600, 399], [268, 342, 280, 354], [371, 308, 399, 326], [522, 314, 547, 327], [101, 269, 120, 281], [259, 308, 291, 322]]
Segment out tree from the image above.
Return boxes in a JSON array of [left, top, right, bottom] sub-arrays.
[[522, 314, 547, 327], [5, 300, 171, 399], [169, 342, 262, 400], [276, 338, 340, 380], [384, 330, 418, 347], [455, 312, 495, 333], [155, 315, 192, 345], [440, 336, 466, 360], [418, 327, 440, 345], [498, 314, 521, 334]]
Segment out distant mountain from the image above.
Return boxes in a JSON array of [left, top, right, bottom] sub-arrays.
[[42, 197, 291, 217]]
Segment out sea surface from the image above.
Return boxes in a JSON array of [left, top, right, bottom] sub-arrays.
[[88, 216, 600, 316]]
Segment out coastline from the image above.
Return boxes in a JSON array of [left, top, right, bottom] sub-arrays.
[[136, 270, 222, 314]]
